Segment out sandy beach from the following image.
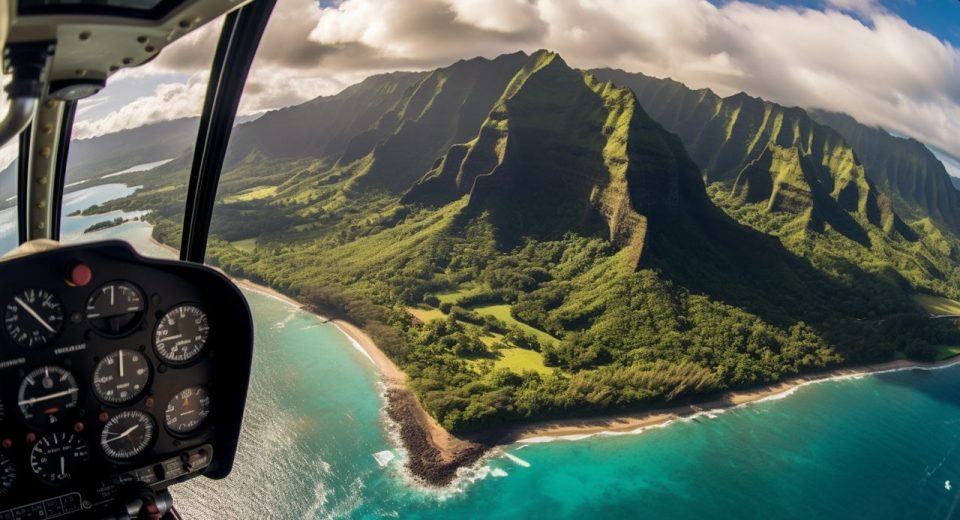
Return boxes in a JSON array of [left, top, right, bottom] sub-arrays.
[[503, 359, 960, 442]]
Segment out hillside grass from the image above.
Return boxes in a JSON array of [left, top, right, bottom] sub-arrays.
[[913, 294, 960, 316], [471, 304, 558, 344], [936, 345, 960, 361], [493, 347, 552, 375], [407, 306, 446, 323], [231, 238, 258, 253], [223, 185, 278, 203]]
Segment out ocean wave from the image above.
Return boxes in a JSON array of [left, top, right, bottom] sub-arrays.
[[334, 324, 376, 365]]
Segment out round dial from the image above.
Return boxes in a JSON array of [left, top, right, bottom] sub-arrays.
[[30, 432, 90, 484], [154, 305, 210, 365], [165, 386, 212, 434], [4, 289, 64, 348], [100, 410, 156, 461], [86, 281, 145, 335], [18, 366, 79, 426], [0, 454, 15, 497], [93, 349, 151, 405]]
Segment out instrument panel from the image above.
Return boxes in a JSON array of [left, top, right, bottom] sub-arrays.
[[0, 241, 253, 519]]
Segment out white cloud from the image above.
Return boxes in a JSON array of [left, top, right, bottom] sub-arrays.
[[73, 0, 960, 168], [73, 74, 209, 138]]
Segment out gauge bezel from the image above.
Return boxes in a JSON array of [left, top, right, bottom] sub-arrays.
[[153, 303, 211, 366], [29, 432, 91, 485], [163, 385, 213, 436], [85, 280, 148, 338], [99, 410, 158, 462], [17, 365, 81, 428], [92, 348, 153, 406], [4, 288, 65, 349]]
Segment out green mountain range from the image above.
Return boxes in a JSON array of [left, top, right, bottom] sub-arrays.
[[81, 50, 960, 433]]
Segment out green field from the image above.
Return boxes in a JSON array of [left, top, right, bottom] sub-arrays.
[[936, 345, 960, 361], [913, 294, 960, 316], [493, 348, 552, 375], [472, 304, 558, 345], [223, 185, 278, 203], [408, 306, 447, 323], [231, 238, 258, 253], [435, 287, 477, 305]]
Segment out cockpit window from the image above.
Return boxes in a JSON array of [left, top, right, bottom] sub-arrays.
[[57, 18, 223, 258]]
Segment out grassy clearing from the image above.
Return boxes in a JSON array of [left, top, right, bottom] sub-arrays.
[[493, 348, 552, 375], [472, 304, 559, 345], [913, 294, 960, 316], [435, 287, 478, 305], [936, 345, 960, 361], [407, 306, 447, 323], [231, 238, 258, 253], [223, 185, 278, 203]]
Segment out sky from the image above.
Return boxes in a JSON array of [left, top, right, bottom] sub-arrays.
[[1, 0, 959, 178]]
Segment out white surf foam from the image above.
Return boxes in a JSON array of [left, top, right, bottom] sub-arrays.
[[504, 453, 531, 468], [373, 450, 396, 467]]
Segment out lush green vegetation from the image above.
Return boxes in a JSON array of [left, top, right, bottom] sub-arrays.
[[83, 217, 128, 234], [86, 50, 960, 434]]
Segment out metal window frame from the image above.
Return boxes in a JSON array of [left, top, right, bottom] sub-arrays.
[[179, 0, 276, 263], [17, 98, 76, 244], [13, 0, 274, 261]]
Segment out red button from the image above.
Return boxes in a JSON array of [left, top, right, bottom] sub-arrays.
[[68, 263, 92, 287]]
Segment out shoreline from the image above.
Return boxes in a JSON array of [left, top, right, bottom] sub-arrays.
[[148, 235, 486, 486], [500, 357, 960, 443], [146, 236, 960, 484]]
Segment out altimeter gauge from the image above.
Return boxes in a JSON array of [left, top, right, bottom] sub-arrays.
[[93, 349, 151, 405], [86, 281, 146, 335], [0, 454, 15, 497], [100, 410, 156, 461], [165, 386, 211, 434], [5, 288, 64, 348], [30, 432, 90, 484], [154, 304, 210, 365], [18, 366, 80, 426]]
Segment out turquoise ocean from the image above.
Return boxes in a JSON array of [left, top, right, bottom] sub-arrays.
[[3, 182, 960, 519]]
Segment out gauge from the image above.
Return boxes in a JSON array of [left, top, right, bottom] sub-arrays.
[[18, 366, 80, 426], [93, 349, 151, 405], [30, 432, 90, 484], [100, 410, 156, 461], [86, 281, 145, 335], [0, 454, 15, 497], [4, 288, 64, 348], [154, 305, 210, 365], [165, 386, 212, 434]]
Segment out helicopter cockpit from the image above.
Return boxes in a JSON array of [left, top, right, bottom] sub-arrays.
[[0, 1, 274, 517]]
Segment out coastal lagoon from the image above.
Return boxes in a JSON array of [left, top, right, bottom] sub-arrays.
[[3, 183, 960, 519]]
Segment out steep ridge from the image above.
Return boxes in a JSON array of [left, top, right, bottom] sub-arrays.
[[591, 69, 948, 238], [349, 52, 531, 192], [810, 110, 960, 233], [404, 52, 707, 263]]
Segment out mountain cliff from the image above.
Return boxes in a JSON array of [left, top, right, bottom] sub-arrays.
[[809, 110, 960, 233], [591, 68, 959, 238]]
